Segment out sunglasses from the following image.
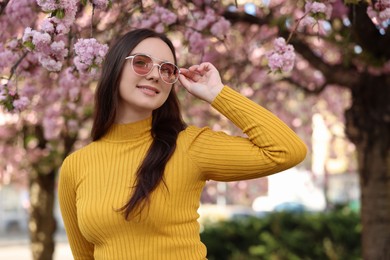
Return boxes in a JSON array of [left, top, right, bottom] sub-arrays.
[[125, 54, 180, 84]]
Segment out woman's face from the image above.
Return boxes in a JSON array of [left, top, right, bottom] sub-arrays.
[[116, 37, 176, 123]]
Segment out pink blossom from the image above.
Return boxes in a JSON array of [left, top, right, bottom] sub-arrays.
[[331, 0, 349, 19], [189, 9, 217, 31], [36, 0, 78, 35], [192, 0, 205, 7], [0, 49, 18, 72], [300, 0, 333, 32], [68, 87, 80, 101], [210, 17, 231, 38], [267, 37, 296, 73], [8, 39, 18, 49], [59, 68, 80, 89], [156, 6, 177, 25], [73, 38, 108, 74], [40, 19, 55, 33], [36, 0, 58, 12], [23, 28, 68, 71], [367, 0, 390, 28], [13, 96, 29, 111], [380, 8, 390, 20], [38, 55, 62, 71], [305, 2, 327, 15], [0, 84, 6, 102], [67, 119, 79, 133], [154, 23, 165, 33], [204, 8, 217, 23], [185, 30, 208, 54], [5, 0, 36, 27], [133, 7, 177, 31], [59, 68, 81, 100], [56, 22, 71, 34], [300, 16, 317, 28], [194, 19, 209, 31], [305, 0, 332, 19], [22, 27, 34, 43], [50, 40, 68, 58], [21, 84, 36, 99], [32, 31, 52, 52], [92, 0, 109, 9]]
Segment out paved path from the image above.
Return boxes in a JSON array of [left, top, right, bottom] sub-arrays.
[[0, 242, 72, 260], [0, 231, 73, 260]]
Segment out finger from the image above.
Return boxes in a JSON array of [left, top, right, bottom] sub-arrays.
[[194, 63, 212, 76], [178, 74, 193, 91], [188, 65, 200, 72], [180, 68, 201, 81]]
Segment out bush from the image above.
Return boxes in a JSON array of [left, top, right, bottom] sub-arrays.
[[200, 208, 361, 260]]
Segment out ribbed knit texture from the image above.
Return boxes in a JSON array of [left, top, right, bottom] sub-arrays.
[[58, 86, 307, 260]]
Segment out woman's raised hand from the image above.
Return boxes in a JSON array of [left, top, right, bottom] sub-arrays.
[[178, 62, 224, 103]]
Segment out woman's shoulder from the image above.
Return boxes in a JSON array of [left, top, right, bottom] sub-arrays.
[[63, 141, 96, 163], [178, 125, 218, 145], [180, 125, 208, 136]]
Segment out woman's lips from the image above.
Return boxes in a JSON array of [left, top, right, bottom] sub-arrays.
[[137, 85, 160, 95]]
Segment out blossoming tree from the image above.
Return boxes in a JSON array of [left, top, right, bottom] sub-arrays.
[[0, 0, 389, 259]]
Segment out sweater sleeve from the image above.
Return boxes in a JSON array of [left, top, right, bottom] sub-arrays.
[[58, 156, 94, 259], [186, 86, 307, 181]]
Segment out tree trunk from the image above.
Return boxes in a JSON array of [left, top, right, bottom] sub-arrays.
[[357, 144, 390, 260], [28, 169, 56, 260], [345, 77, 390, 260]]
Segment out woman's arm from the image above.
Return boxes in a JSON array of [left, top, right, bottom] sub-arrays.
[[58, 157, 94, 259], [179, 63, 307, 181]]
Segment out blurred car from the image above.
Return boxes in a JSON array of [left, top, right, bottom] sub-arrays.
[[273, 202, 307, 213]]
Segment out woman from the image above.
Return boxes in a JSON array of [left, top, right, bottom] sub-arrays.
[[58, 28, 307, 260]]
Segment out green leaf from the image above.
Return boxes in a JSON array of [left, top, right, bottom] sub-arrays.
[[23, 41, 35, 51], [55, 9, 65, 19], [344, 0, 363, 5]]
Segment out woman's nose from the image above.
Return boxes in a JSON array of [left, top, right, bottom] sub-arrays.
[[146, 64, 160, 81]]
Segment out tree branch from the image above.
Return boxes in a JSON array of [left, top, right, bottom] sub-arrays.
[[289, 38, 359, 89], [0, 0, 10, 16], [223, 10, 360, 89], [8, 51, 29, 82], [281, 77, 328, 95]]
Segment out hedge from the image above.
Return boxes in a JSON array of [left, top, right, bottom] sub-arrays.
[[200, 208, 361, 260]]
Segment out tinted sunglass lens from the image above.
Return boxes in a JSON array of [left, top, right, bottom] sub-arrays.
[[132, 55, 153, 75], [160, 63, 179, 84]]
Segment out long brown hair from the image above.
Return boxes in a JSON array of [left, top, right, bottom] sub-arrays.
[[91, 29, 186, 219]]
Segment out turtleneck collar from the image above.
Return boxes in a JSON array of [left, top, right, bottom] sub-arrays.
[[101, 116, 152, 142]]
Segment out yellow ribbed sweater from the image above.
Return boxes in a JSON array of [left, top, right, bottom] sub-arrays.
[[58, 86, 307, 260]]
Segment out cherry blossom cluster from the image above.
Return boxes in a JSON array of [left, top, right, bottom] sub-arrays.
[[367, 0, 390, 29], [184, 8, 231, 53], [0, 82, 29, 112], [0, 42, 19, 74], [22, 27, 68, 72], [36, 0, 78, 35], [91, 0, 111, 9], [22, 0, 109, 73], [73, 38, 109, 76], [299, 0, 333, 35], [132, 6, 178, 33], [3, 0, 36, 28], [21, 0, 78, 72], [267, 37, 296, 73]]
